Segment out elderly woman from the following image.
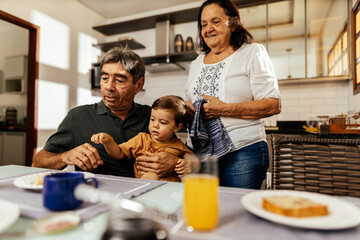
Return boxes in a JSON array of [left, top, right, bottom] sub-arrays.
[[185, 0, 281, 189]]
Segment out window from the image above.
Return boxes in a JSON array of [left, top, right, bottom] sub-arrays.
[[328, 24, 348, 76], [353, 0, 360, 94]]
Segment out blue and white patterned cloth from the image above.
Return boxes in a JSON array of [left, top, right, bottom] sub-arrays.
[[189, 99, 234, 158]]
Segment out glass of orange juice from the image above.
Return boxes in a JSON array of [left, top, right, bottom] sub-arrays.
[[183, 155, 219, 231]]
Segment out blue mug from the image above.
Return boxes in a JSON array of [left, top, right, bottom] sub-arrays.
[[43, 172, 98, 211]]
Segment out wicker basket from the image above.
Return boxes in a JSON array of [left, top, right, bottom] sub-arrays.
[[271, 134, 360, 197]]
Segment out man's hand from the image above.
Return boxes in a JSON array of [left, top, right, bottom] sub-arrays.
[[136, 152, 178, 178], [62, 143, 103, 171]]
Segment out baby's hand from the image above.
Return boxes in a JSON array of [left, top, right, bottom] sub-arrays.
[[175, 158, 192, 178], [91, 133, 112, 144], [176, 156, 197, 178]]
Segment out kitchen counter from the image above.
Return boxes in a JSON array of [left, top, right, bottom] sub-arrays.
[[0, 124, 26, 132], [265, 121, 359, 139], [266, 121, 307, 134]]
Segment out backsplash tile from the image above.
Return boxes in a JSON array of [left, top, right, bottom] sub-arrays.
[[138, 72, 354, 123]]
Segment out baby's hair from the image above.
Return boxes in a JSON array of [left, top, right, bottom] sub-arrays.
[[152, 95, 193, 126]]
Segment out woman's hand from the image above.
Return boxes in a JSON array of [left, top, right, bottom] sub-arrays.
[[185, 101, 195, 113], [201, 95, 226, 119]]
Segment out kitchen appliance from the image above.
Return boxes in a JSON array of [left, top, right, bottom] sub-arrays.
[[5, 107, 17, 126]]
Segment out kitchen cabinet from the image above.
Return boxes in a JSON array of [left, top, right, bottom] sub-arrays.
[[93, 7, 198, 36], [3, 55, 28, 94], [0, 131, 26, 166]]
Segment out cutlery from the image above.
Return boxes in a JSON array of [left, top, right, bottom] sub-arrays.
[[74, 184, 178, 222]]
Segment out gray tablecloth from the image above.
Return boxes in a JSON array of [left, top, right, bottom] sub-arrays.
[[169, 187, 360, 240], [0, 172, 165, 221]]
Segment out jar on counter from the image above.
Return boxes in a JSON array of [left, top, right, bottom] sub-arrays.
[[316, 116, 329, 134]]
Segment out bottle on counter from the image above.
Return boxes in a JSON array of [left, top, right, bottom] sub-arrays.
[[316, 115, 329, 134]]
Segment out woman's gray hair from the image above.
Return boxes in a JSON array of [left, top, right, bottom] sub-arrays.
[[101, 47, 145, 83]]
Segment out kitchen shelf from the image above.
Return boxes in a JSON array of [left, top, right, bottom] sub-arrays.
[[93, 37, 145, 52], [93, 8, 199, 36], [142, 51, 198, 65], [143, 51, 198, 73]]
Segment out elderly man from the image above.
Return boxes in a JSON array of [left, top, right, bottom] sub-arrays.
[[32, 47, 177, 177]]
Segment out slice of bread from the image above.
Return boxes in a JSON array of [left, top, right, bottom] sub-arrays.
[[262, 195, 328, 218], [34, 172, 51, 185]]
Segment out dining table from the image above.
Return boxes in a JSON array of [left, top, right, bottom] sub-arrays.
[[1, 164, 360, 240]]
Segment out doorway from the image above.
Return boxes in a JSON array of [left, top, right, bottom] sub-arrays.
[[0, 10, 39, 166]]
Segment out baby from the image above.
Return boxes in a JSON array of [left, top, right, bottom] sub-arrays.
[[91, 95, 196, 182]]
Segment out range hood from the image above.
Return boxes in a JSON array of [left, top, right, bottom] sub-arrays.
[[143, 51, 197, 73], [143, 20, 197, 73]]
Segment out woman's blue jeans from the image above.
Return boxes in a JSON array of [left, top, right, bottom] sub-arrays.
[[218, 141, 269, 189]]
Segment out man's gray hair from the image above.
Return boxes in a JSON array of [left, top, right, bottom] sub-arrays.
[[101, 47, 145, 83]]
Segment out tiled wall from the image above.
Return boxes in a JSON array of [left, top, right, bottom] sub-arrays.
[[135, 71, 353, 123], [135, 70, 189, 106], [277, 80, 352, 121]]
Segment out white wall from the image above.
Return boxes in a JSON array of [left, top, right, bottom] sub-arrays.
[[277, 80, 351, 121], [0, 0, 105, 150]]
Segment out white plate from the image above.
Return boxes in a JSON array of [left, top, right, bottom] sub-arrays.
[[241, 190, 360, 230], [13, 171, 96, 190], [34, 211, 80, 234], [0, 199, 20, 233]]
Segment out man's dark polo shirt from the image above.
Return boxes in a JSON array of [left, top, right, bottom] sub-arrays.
[[44, 100, 151, 177]]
